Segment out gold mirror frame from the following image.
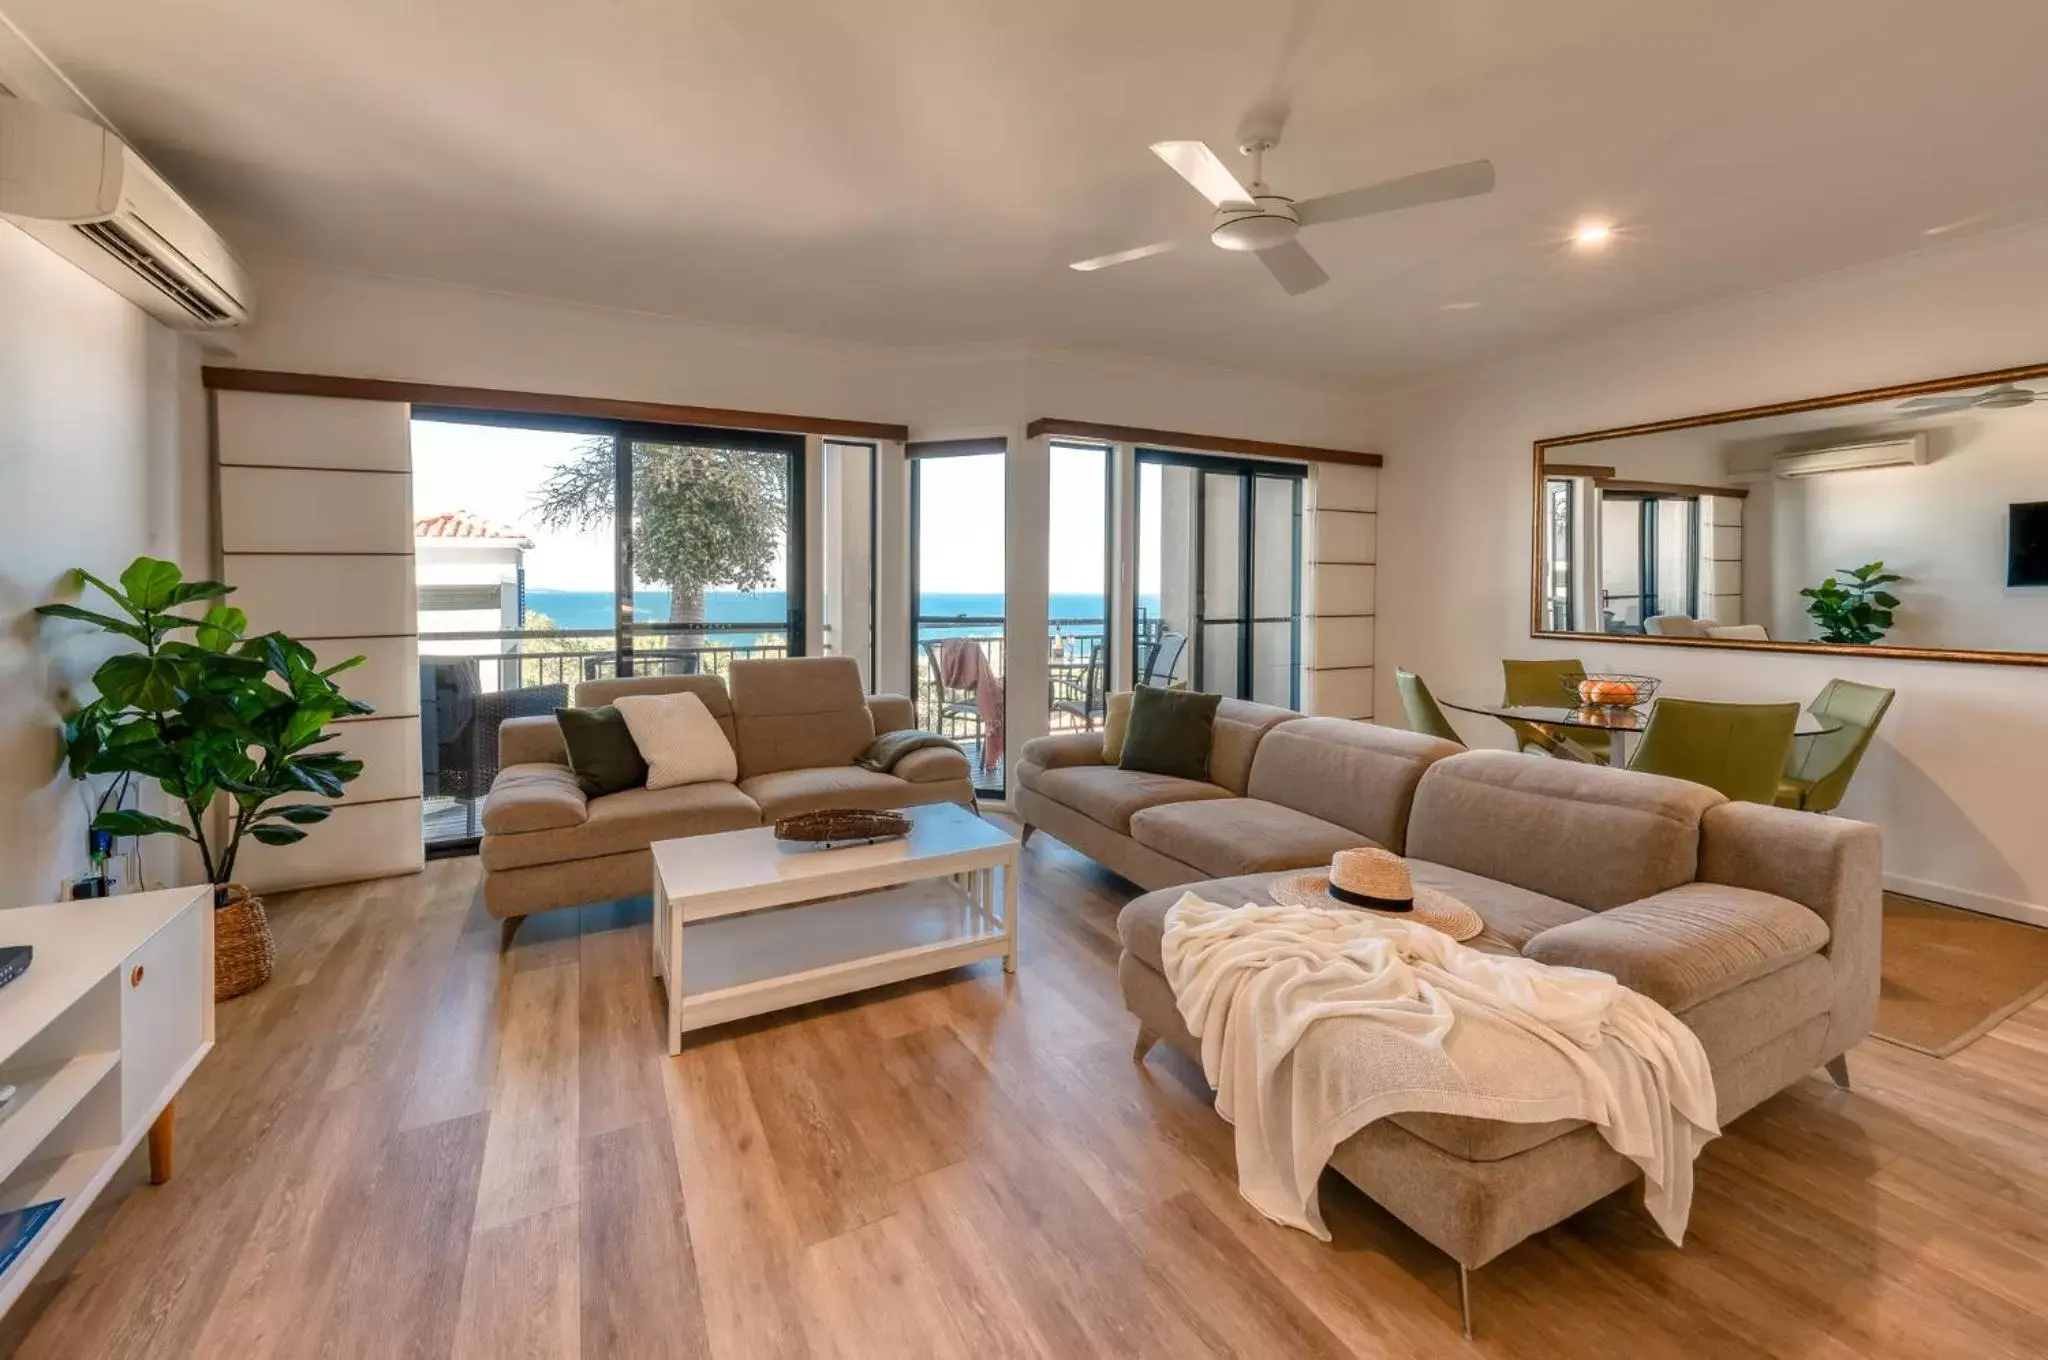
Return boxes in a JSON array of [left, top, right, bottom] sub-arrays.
[[1529, 358, 2048, 669]]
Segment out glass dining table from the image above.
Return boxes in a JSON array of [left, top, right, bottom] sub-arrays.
[[1439, 697, 1842, 766]]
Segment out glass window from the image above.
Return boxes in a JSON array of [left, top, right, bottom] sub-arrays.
[[1048, 442, 1111, 734], [912, 450, 1007, 796]]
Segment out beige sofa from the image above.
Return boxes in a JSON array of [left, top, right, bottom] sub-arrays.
[[1014, 704, 1464, 886], [479, 656, 974, 939], [1108, 748, 1880, 1335], [1016, 708, 1878, 1333]]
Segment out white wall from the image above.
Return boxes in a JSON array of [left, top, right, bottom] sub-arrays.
[[1370, 217, 2048, 924], [0, 221, 200, 906]]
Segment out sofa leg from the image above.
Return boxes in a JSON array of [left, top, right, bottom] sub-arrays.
[[1132, 1026, 1158, 1064], [1825, 1054, 1851, 1090], [1019, 823, 1035, 848], [1458, 1264, 1474, 1341], [499, 915, 524, 953]]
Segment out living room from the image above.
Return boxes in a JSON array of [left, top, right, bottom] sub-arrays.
[[2, 3, 2046, 1356]]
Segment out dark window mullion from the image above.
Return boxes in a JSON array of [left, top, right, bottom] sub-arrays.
[[1238, 470, 1254, 701], [613, 433, 634, 678]]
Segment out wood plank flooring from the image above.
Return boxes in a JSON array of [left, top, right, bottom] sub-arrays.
[[13, 828, 2048, 1358]]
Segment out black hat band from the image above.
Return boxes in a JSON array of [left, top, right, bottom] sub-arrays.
[[1327, 882, 1415, 912]]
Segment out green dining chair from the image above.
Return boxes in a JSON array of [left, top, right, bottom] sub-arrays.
[[1395, 669, 1463, 744], [1500, 658, 1604, 762], [1628, 698, 1799, 804], [1775, 679, 1895, 813]]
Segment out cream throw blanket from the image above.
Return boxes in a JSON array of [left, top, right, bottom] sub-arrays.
[[1161, 893, 1719, 1244]]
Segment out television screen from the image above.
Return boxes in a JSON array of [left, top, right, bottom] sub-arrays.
[[2011, 502, 2048, 587]]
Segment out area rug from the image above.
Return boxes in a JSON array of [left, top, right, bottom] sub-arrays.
[[1873, 894, 2048, 1057]]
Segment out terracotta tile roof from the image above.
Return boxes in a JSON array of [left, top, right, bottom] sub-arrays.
[[414, 510, 534, 547]]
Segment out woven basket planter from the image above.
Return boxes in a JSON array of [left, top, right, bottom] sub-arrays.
[[213, 884, 276, 1001]]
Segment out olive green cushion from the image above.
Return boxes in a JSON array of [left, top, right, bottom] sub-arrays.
[[555, 705, 648, 798], [1118, 685, 1219, 783]]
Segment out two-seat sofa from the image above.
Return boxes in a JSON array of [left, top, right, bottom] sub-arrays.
[[479, 656, 973, 938], [1018, 710, 1880, 1335]]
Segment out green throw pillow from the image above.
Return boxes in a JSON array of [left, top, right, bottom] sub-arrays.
[[556, 705, 648, 797], [1117, 685, 1219, 782]]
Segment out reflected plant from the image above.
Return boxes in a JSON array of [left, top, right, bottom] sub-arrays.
[[1800, 561, 1902, 646]]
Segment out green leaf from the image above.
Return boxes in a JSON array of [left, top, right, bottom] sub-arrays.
[[255, 803, 333, 826], [94, 653, 188, 711], [92, 809, 192, 840], [196, 605, 248, 652], [1871, 592, 1901, 608], [76, 570, 143, 620], [317, 654, 366, 679], [163, 580, 233, 607], [248, 824, 308, 847], [33, 603, 149, 643], [118, 557, 184, 612]]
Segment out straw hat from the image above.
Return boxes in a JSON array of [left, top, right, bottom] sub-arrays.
[[1270, 848, 1484, 942]]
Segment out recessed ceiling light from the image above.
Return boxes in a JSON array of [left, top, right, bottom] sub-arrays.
[[1572, 220, 1613, 251], [1923, 215, 1985, 237], [1440, 301, 1481, 311]]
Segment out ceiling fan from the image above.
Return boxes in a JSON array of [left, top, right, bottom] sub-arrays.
[[1071, 103, 1496, 296], [1896, 383, 2048, 416]]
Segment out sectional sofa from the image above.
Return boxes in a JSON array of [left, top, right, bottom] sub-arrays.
[[1016, 709, 1881, 1336]]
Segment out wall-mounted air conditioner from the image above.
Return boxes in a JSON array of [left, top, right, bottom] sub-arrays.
[[0, 92, 250, 328], [1773, 433, 1926, 478]]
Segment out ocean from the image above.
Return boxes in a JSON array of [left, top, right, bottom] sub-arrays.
[[523, 589, 1154, 646]]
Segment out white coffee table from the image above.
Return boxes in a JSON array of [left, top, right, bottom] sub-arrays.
[[650, 802, 1019, 1053]]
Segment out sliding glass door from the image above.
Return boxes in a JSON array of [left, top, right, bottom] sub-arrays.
[[410, 410, 803, 849], [1598, 491, 1698, 632], [1134, 449, 1303, 706], [910, 448, 1006, 797], [1047, 441, 1113, 735]]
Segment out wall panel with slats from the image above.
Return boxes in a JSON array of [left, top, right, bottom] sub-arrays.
[[1302, 463, 1379, 721], [215, 390, 422, 890]]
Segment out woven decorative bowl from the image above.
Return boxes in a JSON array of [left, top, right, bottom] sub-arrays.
[[1565, 673, 1661, 711], [213, 883, 275, 1001], [773, 808, 911, 848]]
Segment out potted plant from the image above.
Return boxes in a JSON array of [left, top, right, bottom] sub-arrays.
[[37, 557, 372, 999], [1799, 561, 1904, 645]]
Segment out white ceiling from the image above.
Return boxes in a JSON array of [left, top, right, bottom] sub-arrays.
[[11, 0, 2048, 382]]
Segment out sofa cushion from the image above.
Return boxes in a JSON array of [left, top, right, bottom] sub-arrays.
[[738, 765, 961, 821], [1016, 732, 1105, 774], [1129, 799, 1374, 879], [482, 763, 589, 835], [1030, 764, 1230, 834], [616, 689, 738, 789], [891, 745, 973, 784], [1207, 698, 1302, 795], [1117, 871, 1287, 971], [1405, 860, 1592, 956], [555, 704, 649, 797], [1523, 883, 1830, 1012], [1102, 690, 1133, 764], [573, 674, 738, 749], [1246, 719, 1461, 853], [481, 780, 761, 870], [727, 656, 876, 780], [1120, 685, 1221, 782], [1405, 751, 1724, 911]]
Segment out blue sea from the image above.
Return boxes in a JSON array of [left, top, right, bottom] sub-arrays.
[[523, 589, 1155, 647]]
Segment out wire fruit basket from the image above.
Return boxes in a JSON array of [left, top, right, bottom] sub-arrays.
[[1565, 674, 1660, 711]]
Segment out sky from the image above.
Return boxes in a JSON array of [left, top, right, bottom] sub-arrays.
[[411, 419, 1134, 598]]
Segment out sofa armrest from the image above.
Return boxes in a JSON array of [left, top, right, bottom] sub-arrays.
[[1524, 883, 1830, 1012], [1018, 732, 1107, 771], [482, 764, 588, 836], [867, 693, 916, 734], [1696, 801, 1882, 1050], [499, 714, 569, 767]]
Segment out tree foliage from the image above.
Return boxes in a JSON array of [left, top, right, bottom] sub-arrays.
[[532, 438, 786, 622], [37, 557, 372, 889], [1800, 561, 1903, 645]]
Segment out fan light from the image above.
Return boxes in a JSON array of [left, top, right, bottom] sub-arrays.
[[1212, 197, 1300, 253], [1573, 220, 1613, 251]]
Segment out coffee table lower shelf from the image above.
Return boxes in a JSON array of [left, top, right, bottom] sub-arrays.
[[656, 878, 1011, 1048]]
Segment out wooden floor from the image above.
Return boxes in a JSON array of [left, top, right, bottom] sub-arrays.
[[14, 828, 2048, 1359]]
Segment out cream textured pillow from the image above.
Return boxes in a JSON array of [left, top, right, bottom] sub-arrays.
[[1102, 690, 1134, 764], [613, 690, 737, 789]]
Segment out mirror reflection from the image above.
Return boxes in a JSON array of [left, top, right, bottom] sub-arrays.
[[1538, 373, 2048, 656]]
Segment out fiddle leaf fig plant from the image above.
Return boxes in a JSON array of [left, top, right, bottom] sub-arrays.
[[1800, 561, 1903, 646], [38, 556, 373, 893]]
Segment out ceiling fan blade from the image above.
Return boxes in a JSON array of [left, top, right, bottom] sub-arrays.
[[1069, 241, 1178, 272], [1897, 397, 1971, 414], [1150, 140, 1254, 208], [1295, 159, 1497, 227], [1256, 239, 1329, 295]]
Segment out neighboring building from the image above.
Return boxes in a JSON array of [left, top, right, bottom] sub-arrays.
[[415, 510, 531, 691]]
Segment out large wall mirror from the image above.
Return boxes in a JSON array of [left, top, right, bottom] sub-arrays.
[[1531, 362, 2048, 667]]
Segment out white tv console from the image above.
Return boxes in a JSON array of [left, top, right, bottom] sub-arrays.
[[0, 886, 212, 1315]]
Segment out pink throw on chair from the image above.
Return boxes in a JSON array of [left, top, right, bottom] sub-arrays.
[[936, 638, 1005, 772]]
